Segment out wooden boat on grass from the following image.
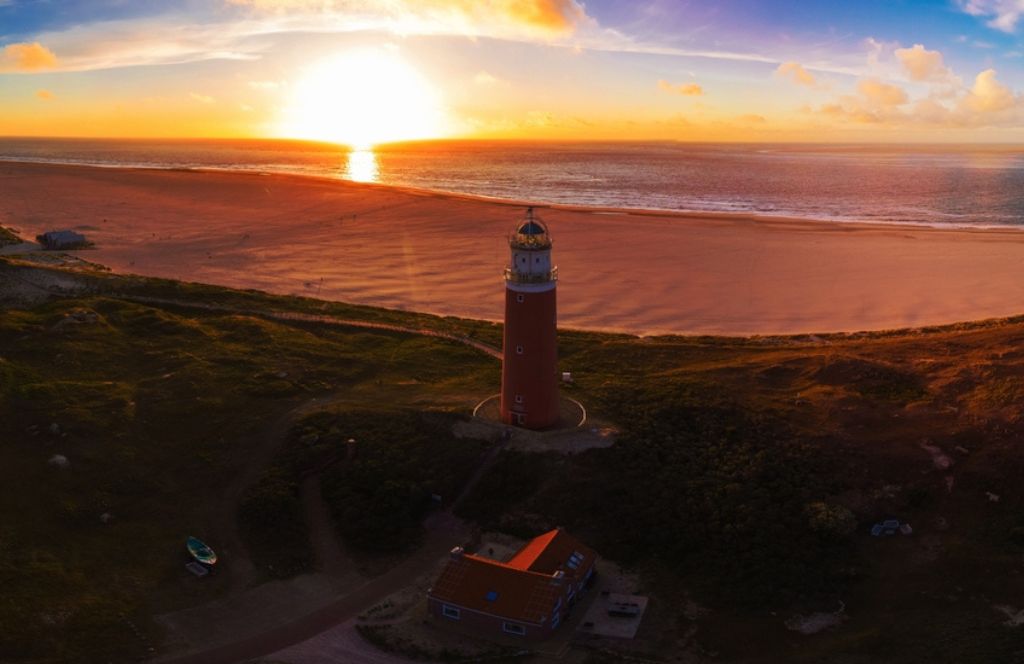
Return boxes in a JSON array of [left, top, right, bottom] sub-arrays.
[[186, 536, 217, 565]]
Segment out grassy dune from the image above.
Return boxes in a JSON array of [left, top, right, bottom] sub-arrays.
[[0, 263, 497, 662], [2, 259, 1023, 662]]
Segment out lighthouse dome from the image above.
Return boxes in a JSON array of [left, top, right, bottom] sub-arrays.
[[510, 207, 551, 248], [517, 219, 546, 236]]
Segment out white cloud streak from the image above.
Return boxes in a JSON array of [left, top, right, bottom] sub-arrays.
[[958, 0, 1024, 33]]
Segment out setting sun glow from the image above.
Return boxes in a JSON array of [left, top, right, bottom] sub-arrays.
[[344, 149, 379, 183], [278, 50, 447, 149]]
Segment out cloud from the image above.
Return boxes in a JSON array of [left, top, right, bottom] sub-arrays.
[[958, 0, 1024, 33], [812, 64, 1022, 128], [189, 92, 216, 104], [963, 68, 1017, 112], [894, 44, 953, 82], [820, 43, 1024, 127], [857, 78, 908, 107], [35, 89, 54, 100], [474, 71, 499, 85], [225, 0, 591, 36], [657, 79, 703, 96], [735, 114, 766, 124], [775, 61, 816, 87], [248, 80, 281, 90], [16, 0, 595, 74], [813, 78, 909, 124], [0, 42, 58, 72]]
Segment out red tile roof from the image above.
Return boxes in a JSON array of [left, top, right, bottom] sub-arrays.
[[428, 528, 596, 626], [430, 554, 562, 624], [509, 528, 594, 576], [505, 529, 560, 571]]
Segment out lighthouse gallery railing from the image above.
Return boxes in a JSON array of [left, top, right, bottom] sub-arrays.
[[504, 266, 558, 284]]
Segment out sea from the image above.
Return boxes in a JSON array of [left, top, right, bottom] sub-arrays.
[[2, 138, 1024, 228]]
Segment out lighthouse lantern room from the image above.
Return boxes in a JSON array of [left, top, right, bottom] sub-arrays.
[[500, 207, 560, 429]]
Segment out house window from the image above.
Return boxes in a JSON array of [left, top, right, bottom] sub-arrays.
[[503, 622, 526, 636], [516, 293, 524, 303], [515, 394, 523, 404], [516, 345, 524, 354], [442, 605, 460, 620]]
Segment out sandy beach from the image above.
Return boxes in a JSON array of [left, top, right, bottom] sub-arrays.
[[3, 160, 1024, 336]]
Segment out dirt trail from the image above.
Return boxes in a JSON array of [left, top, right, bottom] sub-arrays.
[[301, 474, 356, 580]]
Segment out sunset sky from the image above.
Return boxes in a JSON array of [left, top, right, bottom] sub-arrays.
[[2, 0, 1024, 143]]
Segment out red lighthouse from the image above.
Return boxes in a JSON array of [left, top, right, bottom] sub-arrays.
[[500, 208, 559, 429]]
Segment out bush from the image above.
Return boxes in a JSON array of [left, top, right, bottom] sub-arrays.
[[238, 468, 312, 578], [318, 410, 486, 552], [454, 450, 551, 531], [806, 501, 857, 541]]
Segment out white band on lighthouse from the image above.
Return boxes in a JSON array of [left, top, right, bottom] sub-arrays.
[[505, 279, 556, 293]]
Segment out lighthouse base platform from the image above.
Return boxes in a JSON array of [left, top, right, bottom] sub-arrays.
[[460, 396, 616, 455], [472, 393, 587, 431]]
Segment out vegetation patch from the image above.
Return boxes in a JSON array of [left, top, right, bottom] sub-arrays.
[[238, 468, 312, 579], [317, 410, 488, 552], [0, 225, 22, 246]]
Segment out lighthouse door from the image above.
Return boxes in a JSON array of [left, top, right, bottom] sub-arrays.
[[514, 413, 526, 426]]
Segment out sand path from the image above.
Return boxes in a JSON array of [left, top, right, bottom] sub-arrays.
[[4, 161, 1024, 335]]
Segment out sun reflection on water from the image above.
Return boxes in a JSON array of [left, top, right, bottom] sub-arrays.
[[344, 149, 379, 183]]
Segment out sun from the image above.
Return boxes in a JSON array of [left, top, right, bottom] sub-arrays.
[[277, 49, 448, 149]]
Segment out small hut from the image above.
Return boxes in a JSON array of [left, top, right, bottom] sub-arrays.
[[36, 230, 89, 250]]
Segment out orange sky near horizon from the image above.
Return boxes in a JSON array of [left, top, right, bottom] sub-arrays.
[[2, 1, 1024, 144]]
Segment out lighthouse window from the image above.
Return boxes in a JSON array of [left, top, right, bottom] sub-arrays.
[[516, 294, 524, 303], [515, 394, 523, 404], [516, 345, 524, 354]]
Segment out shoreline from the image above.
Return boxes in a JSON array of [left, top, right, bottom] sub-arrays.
[[4, 160, 1024, 336], [2, 158, 1022, 234]]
